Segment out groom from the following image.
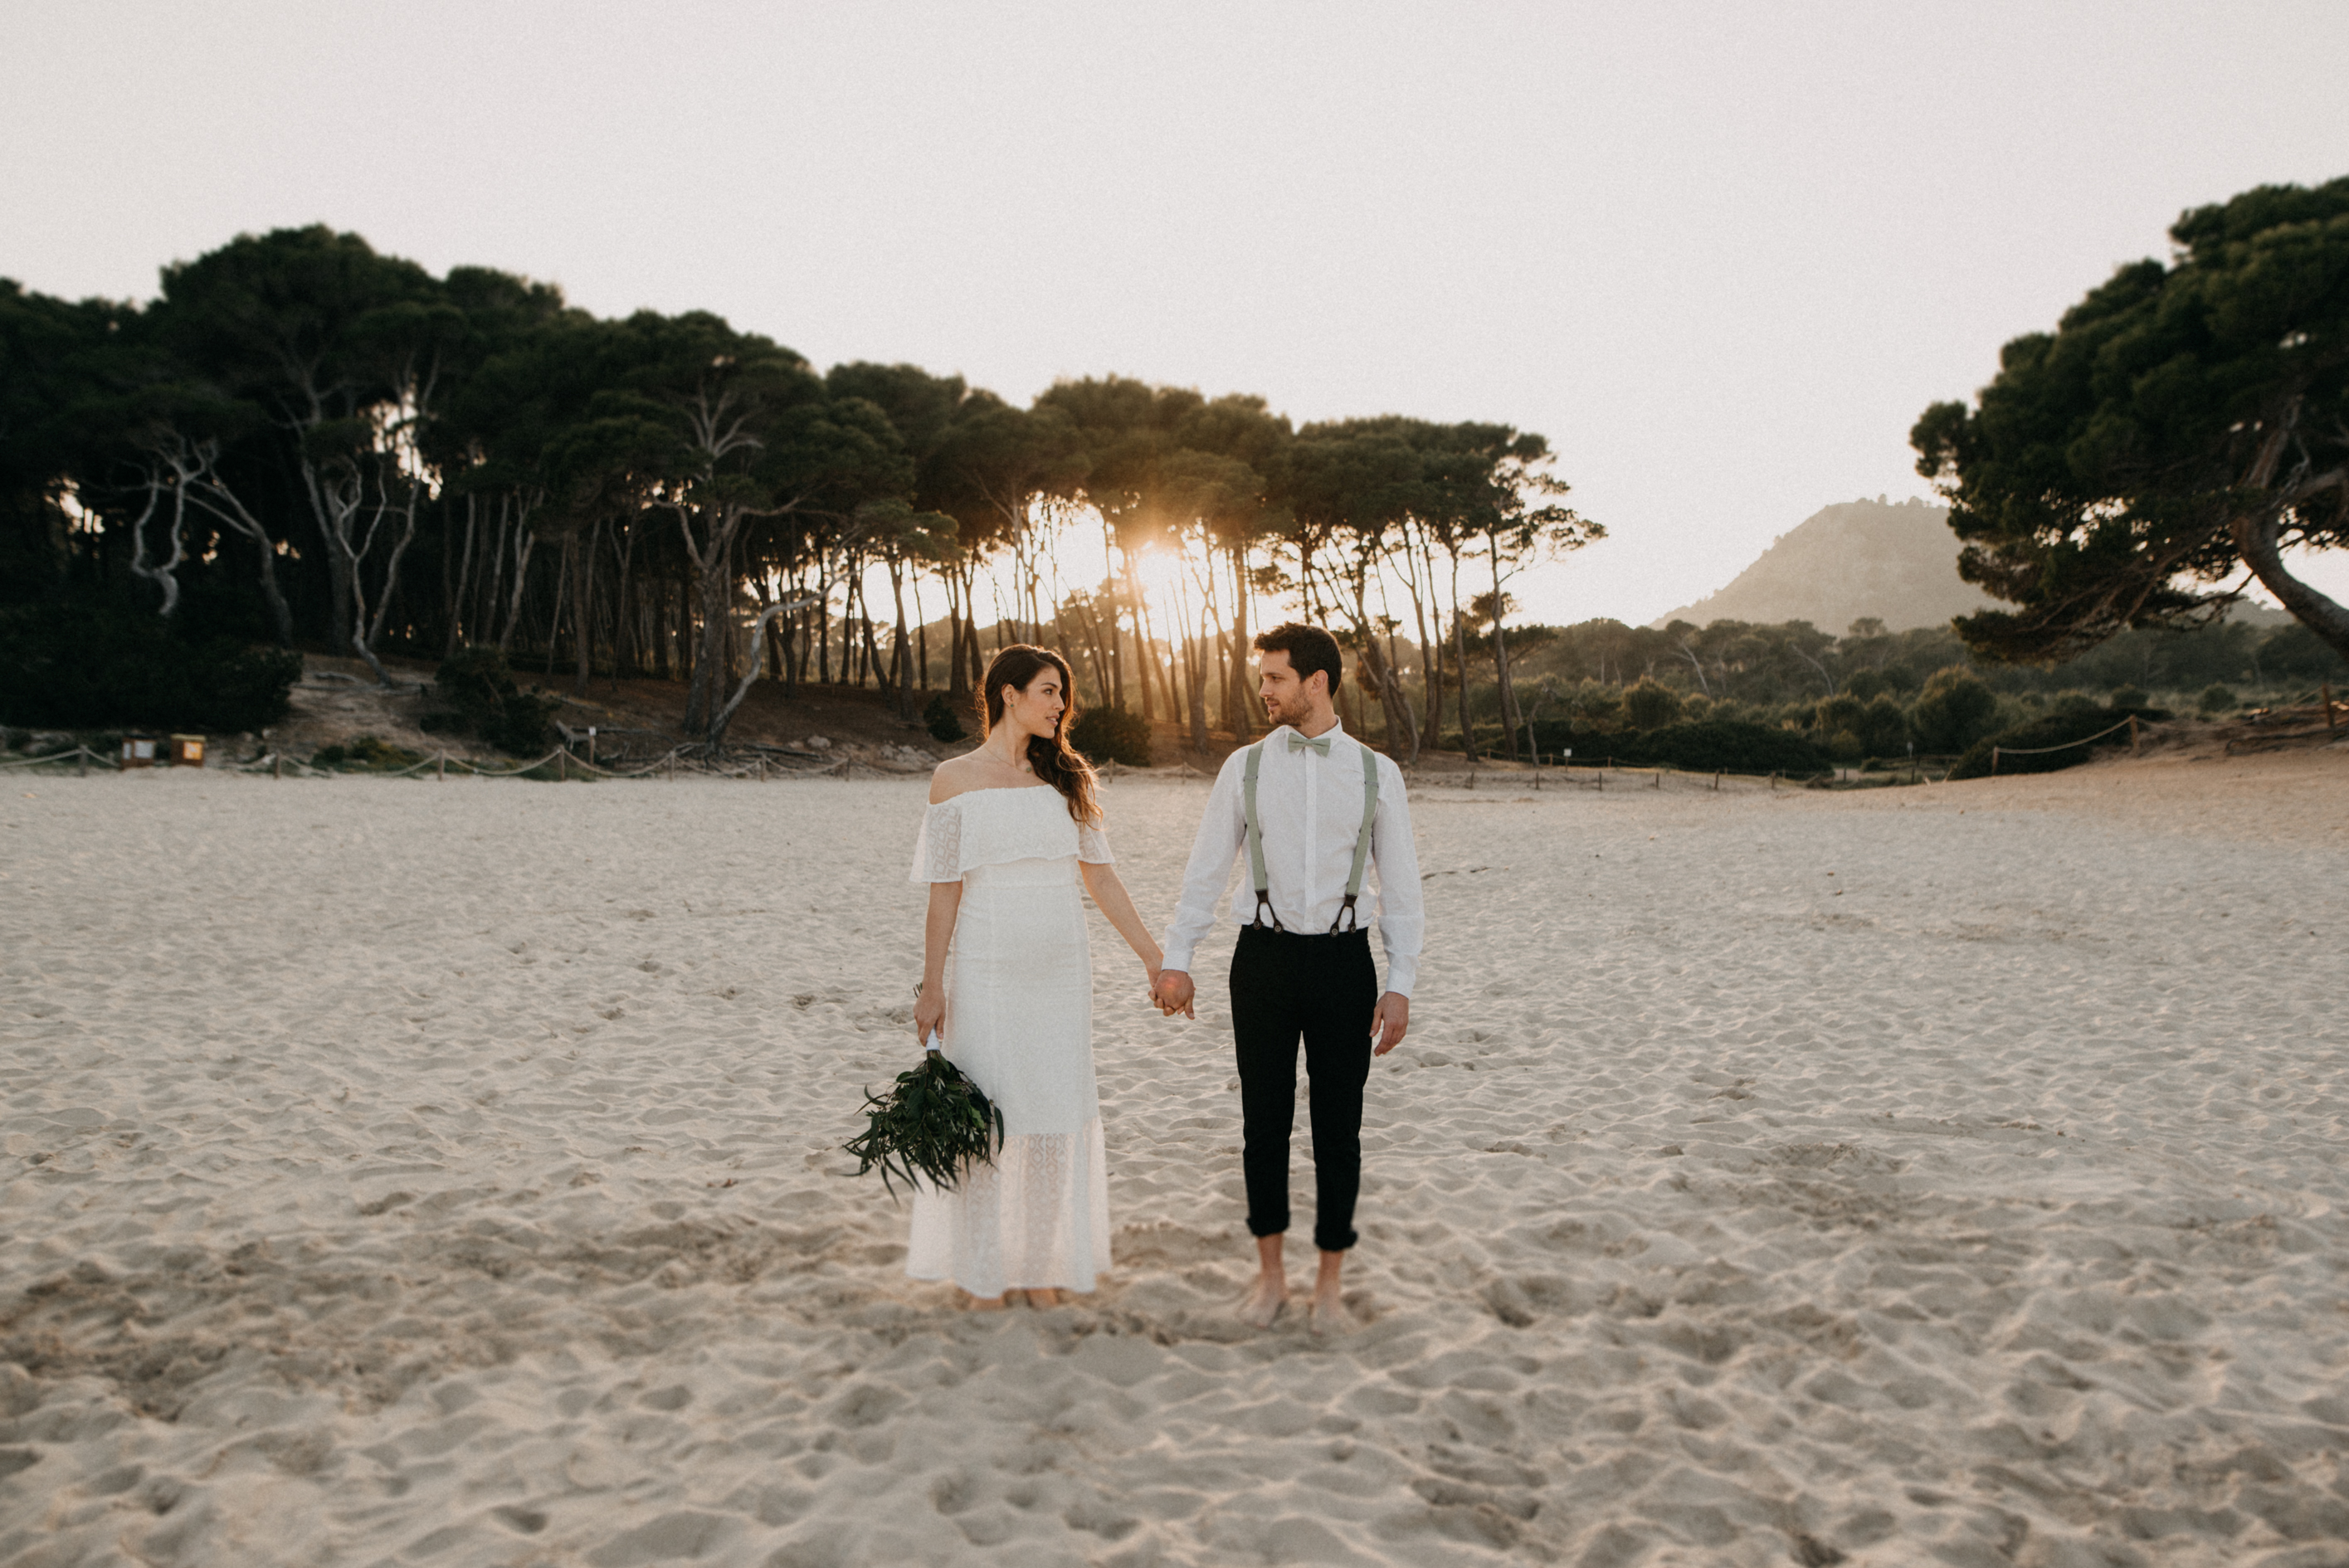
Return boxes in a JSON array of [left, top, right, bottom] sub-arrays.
[[1154, 623, 1423, 1332]]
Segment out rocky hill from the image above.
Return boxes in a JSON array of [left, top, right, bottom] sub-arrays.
[[1654, 496, 1996, 633]]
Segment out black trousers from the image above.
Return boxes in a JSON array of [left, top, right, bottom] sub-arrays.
[[1228, 923, 1377, 1253]]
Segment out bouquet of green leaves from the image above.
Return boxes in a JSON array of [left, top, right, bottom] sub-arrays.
[[843, 1039, 1005, 1200]]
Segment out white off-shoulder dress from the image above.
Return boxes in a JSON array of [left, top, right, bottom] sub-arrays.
[[906, 786, 1114, 1297]]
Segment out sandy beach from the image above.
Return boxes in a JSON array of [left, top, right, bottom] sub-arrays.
[[2, 752, 2345, 1566]]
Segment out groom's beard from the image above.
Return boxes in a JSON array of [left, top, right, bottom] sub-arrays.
[[1264, 692, 1309, 729]]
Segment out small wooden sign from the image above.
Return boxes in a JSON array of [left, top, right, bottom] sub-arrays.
[[119, 736, 159, 769], [170, 734, 207, 767]]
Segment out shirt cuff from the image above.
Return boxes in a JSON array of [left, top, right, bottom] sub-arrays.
[[1161, 938, 1198, 976], [1382, 953, 1417, 999]]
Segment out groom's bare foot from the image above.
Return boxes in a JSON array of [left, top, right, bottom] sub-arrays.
[[1239, 1273, 1289, 1328], [1307, 1278, 1354, 1336], [1307, 1250, 1354, 1336], [961, 1291, 1008, 1312]]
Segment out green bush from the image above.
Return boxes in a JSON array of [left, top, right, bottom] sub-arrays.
[[2108, 684, 2149, 710], [1621, 677, 1683, 731], [1857, 694, 1910, 757], [1815, 693, 1864, 735], [2197, 684, 2237, 715], [422, 645, 560, 756], [1565, 678, 1622, 726], [1635, 718, 1834, 776], [1523, 718, 1834, 775], [923, 693, 968, 743], [0, 599, 300, 733], [1843, 669, 1891, 702], [1068, 704, 1151, 767], [1910, 666, 1999, 753]]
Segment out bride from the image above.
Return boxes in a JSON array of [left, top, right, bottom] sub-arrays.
[[907, 645, 1162, 1308]]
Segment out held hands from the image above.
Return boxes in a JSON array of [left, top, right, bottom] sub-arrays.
[[1153, 969, 1196, 1019], [1371, 991, 1409, 1055]]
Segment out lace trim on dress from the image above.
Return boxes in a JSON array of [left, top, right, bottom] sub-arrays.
[[909, 791, 1114, 882], [911, 798, 965, 883], [904, 1118, 1112, 1296]]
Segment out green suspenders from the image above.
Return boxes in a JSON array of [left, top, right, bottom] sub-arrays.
[[1337, 743, 1380, 932], [1242, 735, 1381, 933], [1242, 742, 1279, 930]]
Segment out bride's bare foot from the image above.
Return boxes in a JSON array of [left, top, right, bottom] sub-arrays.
[[1238, 1273, 1288, 1329], [962, 1291, 1008, 1312], [1021, 1288, 1065, 1309]]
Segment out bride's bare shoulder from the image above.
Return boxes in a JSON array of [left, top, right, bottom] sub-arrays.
[[929, 753, 986, 805]]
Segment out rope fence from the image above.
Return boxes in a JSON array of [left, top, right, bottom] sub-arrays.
[[1400, 760, 1888, 794], [0, 742, 870, 783], [0, 746, 100, 776], [1990, 714, 2138, 775]]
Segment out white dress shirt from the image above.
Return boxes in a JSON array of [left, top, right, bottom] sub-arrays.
[[1161, 723, 1425, 997]]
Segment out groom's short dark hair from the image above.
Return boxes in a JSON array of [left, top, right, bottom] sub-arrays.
[[1255, 622, 1342, 696]]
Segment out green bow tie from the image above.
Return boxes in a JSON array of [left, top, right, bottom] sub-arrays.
[[1286, 731, 1334, 756]]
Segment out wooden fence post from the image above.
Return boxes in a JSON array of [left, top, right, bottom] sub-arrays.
[[2327, 682, 2337, 736], [558, 751, 567, 782], [1991, 747, 2001, 776]]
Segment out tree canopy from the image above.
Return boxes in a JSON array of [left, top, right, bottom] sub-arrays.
[[1913, 178, 2349, 665], [4, 225, 1605, 753]]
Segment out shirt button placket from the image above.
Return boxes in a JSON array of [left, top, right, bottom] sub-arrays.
[[1302, 742, 1319, 928]]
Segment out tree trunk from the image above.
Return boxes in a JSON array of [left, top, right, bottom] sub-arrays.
[[1187, 607, 1211, 751], [496, 517, 536, 654], [889, 557, 916, 721], [1447, 549, 1475, 760], [346, 470, 425, 688], [2233, 489, 2349, 663], [1353, 629, 1417, 763], [124, 475, 185, 618], [708, 597, 812, 747], [1133, 594, 1156, 727], [572, 520, 597, 697], [613, 518, 639, 679], [680, 508, 748, 735], [944, 573, 967, 704], [963, 564, 986, 691], [914, 572, 930, 694], [858, 577, 886, 692], [313, 494, 355, 652], [446, 494, 478, 655], [1486, 533, 1521, 760], [484, 496, 509, 646]]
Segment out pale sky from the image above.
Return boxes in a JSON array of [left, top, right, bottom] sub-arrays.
[[7, 0, 2347, 624]]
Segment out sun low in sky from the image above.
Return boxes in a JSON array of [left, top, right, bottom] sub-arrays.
[[7, 0, 2347, 622]]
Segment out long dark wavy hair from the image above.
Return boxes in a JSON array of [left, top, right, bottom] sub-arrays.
[[981, 645, 1100, 825]]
